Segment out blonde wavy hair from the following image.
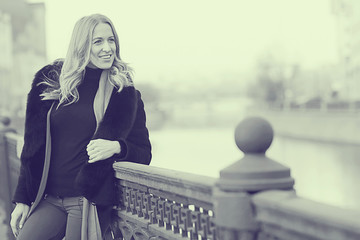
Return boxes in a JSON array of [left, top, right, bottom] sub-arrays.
[[40, 14, 133, 107]]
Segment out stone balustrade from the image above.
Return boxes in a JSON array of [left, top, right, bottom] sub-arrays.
[[1, 116, 360, 240], [112, 162, 216, 239]]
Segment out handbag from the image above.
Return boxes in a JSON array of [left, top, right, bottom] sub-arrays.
[[81, 198, 102, 240]]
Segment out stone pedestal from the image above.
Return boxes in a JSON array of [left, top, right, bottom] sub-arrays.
[[213, 117, 294, 240]]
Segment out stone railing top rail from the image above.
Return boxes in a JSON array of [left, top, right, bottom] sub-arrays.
[[253, 190, 360, 240], [4, 132, 23, 159], [113, 161, 216, 206], [4, 132, 22, 141]]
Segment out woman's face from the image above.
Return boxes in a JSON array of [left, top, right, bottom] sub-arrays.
[[88, 23, 116, 69]]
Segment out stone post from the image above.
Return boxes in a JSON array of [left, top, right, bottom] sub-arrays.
[[0, 116, 16, 240], [213, 117, 294, 240]]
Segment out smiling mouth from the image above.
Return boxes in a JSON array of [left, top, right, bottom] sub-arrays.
[[99, 54, 112, 59]]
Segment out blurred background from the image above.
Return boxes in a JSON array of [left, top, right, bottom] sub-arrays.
[[0, 0, 360, 213]]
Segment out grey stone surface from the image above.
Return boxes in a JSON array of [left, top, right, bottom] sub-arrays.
[[0, 200, 10, 240]]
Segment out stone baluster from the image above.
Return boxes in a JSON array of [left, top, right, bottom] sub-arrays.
[[213, 116, 295, 240]]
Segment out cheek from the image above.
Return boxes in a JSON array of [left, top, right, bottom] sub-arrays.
[[111, 44, 117, 52], [91, 46, 100, 58]]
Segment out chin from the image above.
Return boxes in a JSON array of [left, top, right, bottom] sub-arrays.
[[100, 65, 112, 69], [97, 62, 113, 69], [89, 58, 114, 70]]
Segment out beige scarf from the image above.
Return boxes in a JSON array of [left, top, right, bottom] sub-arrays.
[[82, 69, 113, 240]]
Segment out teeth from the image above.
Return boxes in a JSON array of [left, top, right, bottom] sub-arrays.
[[100, 55, 111, 59]]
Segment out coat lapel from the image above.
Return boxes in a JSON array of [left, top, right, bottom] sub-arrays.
[[28, 102, 55, 217], [92, 85, 137, 141]]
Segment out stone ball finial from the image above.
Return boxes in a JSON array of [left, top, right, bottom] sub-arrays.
[[235, 116, 273, 154], [216, 116, 294, 192]]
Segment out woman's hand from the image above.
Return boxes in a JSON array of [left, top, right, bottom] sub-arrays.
[[86, 139, 121, 163], [10, 203, 30, 238]]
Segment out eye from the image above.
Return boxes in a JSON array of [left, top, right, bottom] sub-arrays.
[[108, 38, 115, 43], [93, 39, 102, 44]]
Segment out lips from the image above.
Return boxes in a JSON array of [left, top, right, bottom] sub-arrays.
[[99, 54, 112, 59]]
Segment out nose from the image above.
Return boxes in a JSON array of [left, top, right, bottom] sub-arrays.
[[102, 42, 111, 52]]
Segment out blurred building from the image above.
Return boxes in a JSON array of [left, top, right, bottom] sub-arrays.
[[0, 11, 13, 110], [0, 0, 47, 116], [332, 0, 360, 101]]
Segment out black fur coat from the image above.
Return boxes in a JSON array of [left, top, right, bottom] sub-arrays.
[[13, 60, 152, 206]]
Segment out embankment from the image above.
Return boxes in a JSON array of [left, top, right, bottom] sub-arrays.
[[246, 108, 360, 145]]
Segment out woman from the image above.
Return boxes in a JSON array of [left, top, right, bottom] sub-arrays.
[[10, 14, 151, 240]]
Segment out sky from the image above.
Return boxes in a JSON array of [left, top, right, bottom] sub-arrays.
[[32, 0, 339, 85]]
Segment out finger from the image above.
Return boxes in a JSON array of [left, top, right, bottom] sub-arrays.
[[10, 217, 18, 237], [88, 156, 99, 163], [19, 210, 28, 229], [89, 152, 108, 163], [10, 224, 17, 237], [87, 143, 102, 152], [87, 141, 95, 148], [13, 229, 18, 238], [87, 148, 98, 156], [88, 152, 100, 163], [89, 150, 101, 158], [88, 139, 100, 145], [86, 143, 95, 150], [88, 155, 96, 162]]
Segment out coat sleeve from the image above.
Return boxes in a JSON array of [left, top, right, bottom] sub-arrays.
[[12, 74, 44, 205], [115, 90, 152, 165], [12, 164, 31, 205]]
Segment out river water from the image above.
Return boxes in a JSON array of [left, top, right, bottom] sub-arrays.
[[150, 127, 360, 211]]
